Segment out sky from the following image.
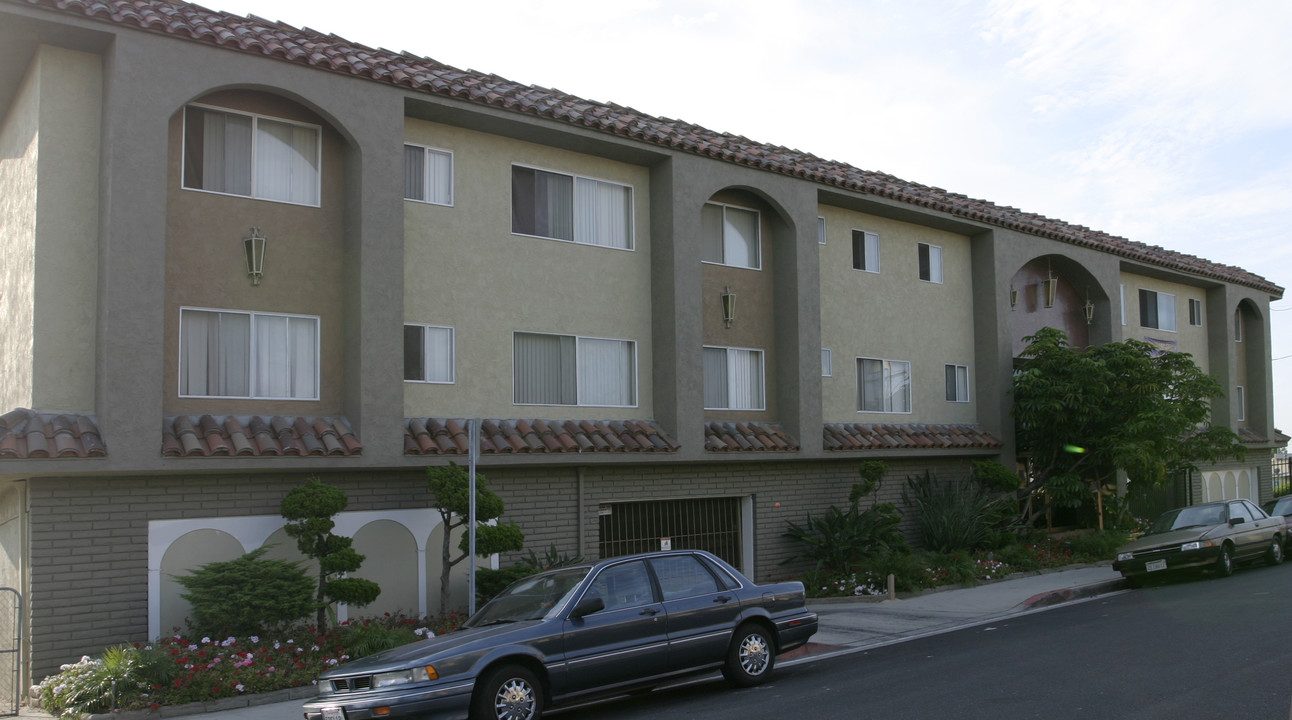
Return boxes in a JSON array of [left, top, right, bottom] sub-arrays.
[[208, 0, 1292, 438]]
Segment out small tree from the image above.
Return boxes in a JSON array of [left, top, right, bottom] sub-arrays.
[[426, 462, 525, 614], [280, 477, 381, 630], [1013, 327, 1245, 524], [175, 546, 315, 637]]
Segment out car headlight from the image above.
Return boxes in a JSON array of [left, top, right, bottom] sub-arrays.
[[373, 666, 437, 688], [1180, 541, 1213, 552], [1117, 552, 1134, 561]]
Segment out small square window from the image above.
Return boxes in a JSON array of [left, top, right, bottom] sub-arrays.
[[404, 144, 453, 206], [857, 357, 911, 413], [1138, 289, 1177, 332], [945, 364, 969, 402], [702, 203, 761, 269], [852, 230, 879, 273], [919, 243, 943, 283], [1188, 298, 1203, 327], [404, 324, 455, 383]]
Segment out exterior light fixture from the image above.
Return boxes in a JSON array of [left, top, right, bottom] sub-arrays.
[[721, 285, 736, 328], [244, 227, 266, 286], [1009, 284, 1018, 310], [1042, 273, 1058, 308], [1084, 289, 1095, 325]]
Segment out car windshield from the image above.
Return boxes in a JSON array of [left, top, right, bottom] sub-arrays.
[[1265, 498, 1292, 517], [1149, 504, 1227, 534], [465, 567, 590, 627]]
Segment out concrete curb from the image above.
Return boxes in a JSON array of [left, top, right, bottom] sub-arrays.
[[1018, 578, 1128, 610]]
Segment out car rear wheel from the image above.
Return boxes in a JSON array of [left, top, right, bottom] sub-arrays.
[[1267, 537, 1285, 566], [723, 623, 775, 688], [1215, 544, 1235, 577], [472, 664, 543, 720]]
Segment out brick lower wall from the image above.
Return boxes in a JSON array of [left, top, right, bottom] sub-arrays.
[[24, 457, 980, 677]]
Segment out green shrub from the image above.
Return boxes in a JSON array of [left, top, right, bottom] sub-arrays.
[[783, 496, 905, 574], [34, 644, 174, 716], [175, 547, 315, 637], [1060, 530, 1129, 562], [971, 460, 1021, 494], [902, 471, 1016, 553]]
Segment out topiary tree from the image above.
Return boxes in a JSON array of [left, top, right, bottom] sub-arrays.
[[280, 477, 381, 630], [426, 462, 525, 614], [174, 546, 315, 637]]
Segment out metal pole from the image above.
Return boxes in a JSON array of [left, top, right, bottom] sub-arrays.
[[468, 419, 479, 617]]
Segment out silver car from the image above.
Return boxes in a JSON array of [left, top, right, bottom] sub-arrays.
[[303, 550, 818, 720], [1113, 499, 1285, 585]]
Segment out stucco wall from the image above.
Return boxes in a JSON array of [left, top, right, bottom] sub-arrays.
[[1119, 271, 1211, 370], [402, 118, 654, 420], [817, 207, 976, 424], [0, 51, 39, 414]]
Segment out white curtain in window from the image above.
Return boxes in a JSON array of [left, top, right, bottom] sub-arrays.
[[404, 145, 425, 200], [534, 171, 574, 241], [180, 310, 249, 397], [423, 326, 454, 383], [727, 348, 764, 410], [703, 347, 728, 409], [514, 333, 576, 404], [426, 149, 453, 205], [255, 315, 291, 398], [578, 338, 634, 406], [928, 245, 943, 283], [723, 206, 759, 268], [1159, 295, 1177, 332], [574, 178, 631, 249], [889, 361, 911, 412], [256, 118, 319, 205], [203, 111, 252, 196], [289, 316, 318, 399]]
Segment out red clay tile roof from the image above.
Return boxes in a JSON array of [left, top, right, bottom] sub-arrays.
[[0, 408, 106, 458], [405, 418, 679, 455], [1239, 427, 1291, 446], [7, 0, 1281, 298], [704, 421, 800, 452], [162, 414, 361, 456], [824, 423, 1003, 451]]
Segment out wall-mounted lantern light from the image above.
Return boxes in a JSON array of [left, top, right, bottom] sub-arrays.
[[1084, 289, 1095, 325], [244, 227, 267, 286], [1042, 273, 1058, 308], [1009, 284, 1018, 310], [721, 285, 736, 328]]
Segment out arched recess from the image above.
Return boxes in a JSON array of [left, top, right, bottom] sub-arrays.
[[351, 520, 419, 617], [159, 529, 245, 636], [699, 185, 799, 423], [1235, 298, 1266, 430], [1008, 255, 1108, 357]]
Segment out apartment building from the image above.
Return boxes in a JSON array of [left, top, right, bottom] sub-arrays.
[[0, 0, 1283, 684]]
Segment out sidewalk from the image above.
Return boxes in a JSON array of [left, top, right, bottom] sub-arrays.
[[26, 564, 1126, 720], [785, 563, 1126, 662]]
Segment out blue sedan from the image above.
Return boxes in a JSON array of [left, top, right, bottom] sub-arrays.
[[302, 550, 818, 720]]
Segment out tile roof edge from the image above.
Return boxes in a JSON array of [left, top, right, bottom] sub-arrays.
[[7, 0, 1280, 298]]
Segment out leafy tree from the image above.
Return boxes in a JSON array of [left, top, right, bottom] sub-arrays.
[[426, 462, 526, 613], [174, 546, 315, 637], [280, 477, 381, 630], [1012, 327, 1244, 524]]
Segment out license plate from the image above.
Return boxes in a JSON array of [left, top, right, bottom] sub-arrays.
[[1146, 559, 1167, 572], [321, 708, 346, 720]]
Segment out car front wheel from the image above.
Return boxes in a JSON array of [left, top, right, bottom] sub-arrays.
[[1267, 537, 1285, 566], [473, 664, 543, 720], [723, 623, 775, 688], [1215, 544, 1235, 577]]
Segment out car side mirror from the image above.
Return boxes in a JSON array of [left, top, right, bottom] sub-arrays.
[[1229, 517, 1243, 526], [570, 595, 605, 620]]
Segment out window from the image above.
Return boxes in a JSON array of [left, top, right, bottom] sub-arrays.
[[183, 105, 320, 206], [857, 358, 911, 413], [817, 216, 827, 245], [945, 364, 969, 402], [647, 555, 719, 600], [852, 230, 879, 273], [1188, 298, 1203, 327], [918, 243, 943, 283], [587, 561, 654, 611], [404, 324, 454, 383], [822, 348, 833, 377], [179, 308, 319, 400], [1120, 284, 1127, 326], [511, 166, 633, 249], [404, 144, 453, 205], [1138, 289, 1177, 331], [703, 346, 765, 410], [513, 332, 636, 407], [702, 203, 760, 269], [1235, 310, 1244, 342], [1237, 386, 1246, 421]]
